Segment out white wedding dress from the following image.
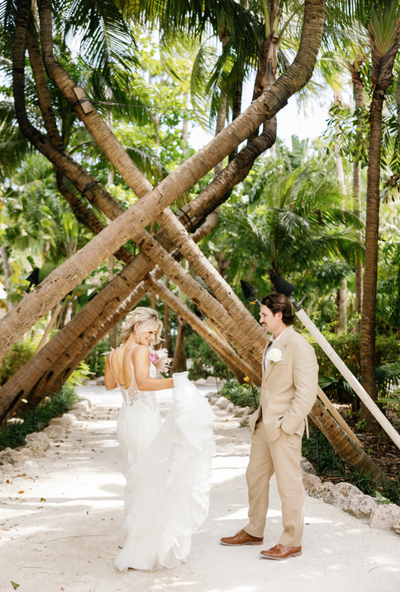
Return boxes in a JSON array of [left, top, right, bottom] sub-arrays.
[[109, 347, 215, 571]]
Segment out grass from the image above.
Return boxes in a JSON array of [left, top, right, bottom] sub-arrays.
[[0, 385, 78, 451], [302, 426, 400, 506]]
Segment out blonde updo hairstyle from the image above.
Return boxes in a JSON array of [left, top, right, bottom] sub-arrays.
[[120, 307, 162, 346]]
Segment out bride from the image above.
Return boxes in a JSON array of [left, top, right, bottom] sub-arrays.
[[104, 307, 215, 571]]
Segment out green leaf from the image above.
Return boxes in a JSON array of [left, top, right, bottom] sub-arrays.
[[11, 583, 20, 590]]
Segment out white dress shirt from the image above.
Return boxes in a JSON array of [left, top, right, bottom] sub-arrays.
[[263, 327, 289, 372]]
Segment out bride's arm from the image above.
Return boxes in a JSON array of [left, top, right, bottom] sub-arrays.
[[133, 345, 174, 391], [104, 355, 118, 391]]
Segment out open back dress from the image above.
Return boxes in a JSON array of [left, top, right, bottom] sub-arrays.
[[109, 346, 215, 571]]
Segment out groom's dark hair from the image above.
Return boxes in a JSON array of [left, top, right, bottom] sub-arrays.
[[261, 293, 295, 326]]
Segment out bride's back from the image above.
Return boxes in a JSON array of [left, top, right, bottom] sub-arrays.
[[110, 343, 139, 392]]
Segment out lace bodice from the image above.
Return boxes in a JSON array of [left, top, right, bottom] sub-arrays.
[[110, 345, 158, 412]]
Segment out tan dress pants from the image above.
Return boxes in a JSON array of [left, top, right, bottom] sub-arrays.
[[244, 419, 305, 547]]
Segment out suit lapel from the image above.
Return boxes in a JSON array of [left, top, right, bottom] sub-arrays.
[[262, 325, 294, 386]]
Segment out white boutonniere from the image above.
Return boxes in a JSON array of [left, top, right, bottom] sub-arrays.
[[266, 348, 282, 363]]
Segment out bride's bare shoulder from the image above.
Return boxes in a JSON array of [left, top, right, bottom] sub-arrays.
[[131, 345, 150, 359]]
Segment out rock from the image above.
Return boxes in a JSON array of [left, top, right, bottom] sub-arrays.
[[300, 457, 316, 475], [239, 415, 250, 428], [369, 504, 400, 531], [343, 494, 378, 519], [206, 376, 218, 385], [195, 378, 207, 386], [0, 447, 31, 466], [96, 376, 105, 386], [227, 403, 234, 413], [302, 473, 322, 497], [0, 470, 4, 483], [49, 413, 77, 428], [234, 406, 249, 418], [209, 395, 219, 405], [335, 482, 363, 497], [25, 432, 50, 457], [70, 402, 89, 418], [317, 481, 335, 501], [323, 482, 362, 507], [392, 516, 400, 535], [204, 391, 216, 400], [77, 396, 92, 408], [43, 425, 66, 440], [216, 397, 230, 409], [302, 474, 336, 502]]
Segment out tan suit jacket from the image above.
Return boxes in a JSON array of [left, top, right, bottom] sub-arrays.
[[249, 325, 318, 441]]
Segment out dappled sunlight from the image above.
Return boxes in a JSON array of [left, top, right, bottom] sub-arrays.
[[202, 588, 259, 592], [303, 515, 333, 524], [368, 554, 400, 572]]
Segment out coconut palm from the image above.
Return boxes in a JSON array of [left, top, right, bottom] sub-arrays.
[[358, 0, 400, 402], [208, 149, 364, 295]]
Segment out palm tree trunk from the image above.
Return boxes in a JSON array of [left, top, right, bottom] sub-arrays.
[[30, 207, 224, 402], [147, 274, 251, 383], [155, 207, 267, 354], [35, 302, 62, 352], [309, 398, 386, 485], [56, 173, 133, 265], [164, 278, 170, 353], [349, 62, 365, 324], [0, 199, 222, 419], [108, 255, 117, 348], [171, 316, 186, 373], [40, 277, 161, 399], [28, 31, 133, 264], [37, 0, 151, 198], [333, 90, 347, 333], [2, 0, 324, 356], [360, 9, 400, 404], [360, 88, 384, 401], [133, 230, 263, 372], [0, 247, 13, 311], [339, 277, 347, 333], [3, 119, 277, 414], [2, 0, 324, 413]]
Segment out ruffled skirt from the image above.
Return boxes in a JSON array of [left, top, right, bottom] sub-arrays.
[[114, 372, 216, 571]]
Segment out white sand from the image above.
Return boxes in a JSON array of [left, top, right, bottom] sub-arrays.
[[0, 385, 399, 592]]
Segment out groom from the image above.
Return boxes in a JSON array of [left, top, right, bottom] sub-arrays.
[[221, 293, 318, 560]]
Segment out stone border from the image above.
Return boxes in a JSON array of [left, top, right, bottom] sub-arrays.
[[209, 394, 400, 537], [0, 397, 92, 482]]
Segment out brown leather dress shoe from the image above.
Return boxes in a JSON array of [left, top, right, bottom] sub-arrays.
[[260, 544, 302, 560], [220, 529, 264, 546]]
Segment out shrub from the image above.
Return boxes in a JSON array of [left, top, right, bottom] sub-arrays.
[[220, 379, 260, 408], [302, 426, 400, 505], [84, 338, 111, 377], [306, 333, 399, 405], [0, 385, 78, 451], [0, 339, 37, 386], [185, 332, 234, 380]]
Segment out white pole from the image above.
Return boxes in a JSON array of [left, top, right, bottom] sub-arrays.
[[293, 305, 400, 450]]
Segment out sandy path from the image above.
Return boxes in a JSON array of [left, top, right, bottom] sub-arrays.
[[0, 386, 399, 592]]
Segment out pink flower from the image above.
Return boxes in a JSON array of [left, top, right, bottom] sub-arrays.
[[149, 348, 171, 374]]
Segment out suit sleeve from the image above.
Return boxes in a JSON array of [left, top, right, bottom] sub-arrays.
[[280, 341, 319, 435]]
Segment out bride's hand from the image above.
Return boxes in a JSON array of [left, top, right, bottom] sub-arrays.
[[172, 371, 189, 387]]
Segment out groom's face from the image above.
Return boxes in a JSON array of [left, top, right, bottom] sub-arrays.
[[260, 305, 282, 333]]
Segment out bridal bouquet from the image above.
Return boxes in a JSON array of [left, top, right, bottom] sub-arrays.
[[150, 348, 172, 374]]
